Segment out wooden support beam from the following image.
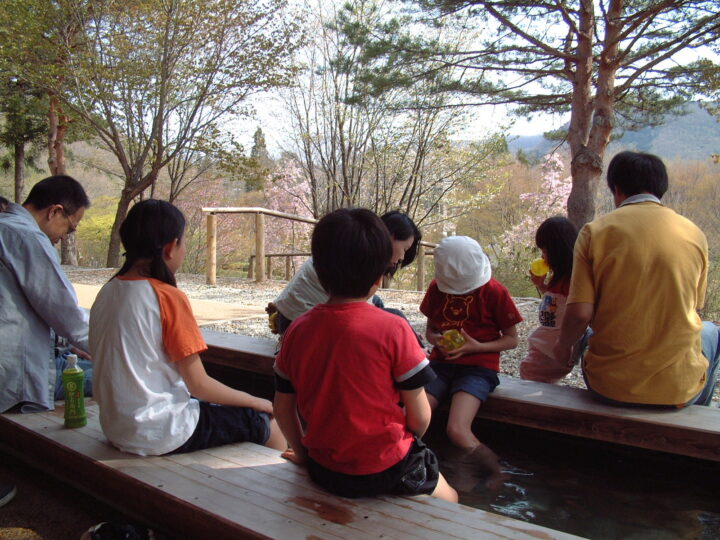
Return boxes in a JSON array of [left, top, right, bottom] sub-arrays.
[[206, 213, 217, 286], [416, 246, 426, 291], [255, 212, 265, 283]]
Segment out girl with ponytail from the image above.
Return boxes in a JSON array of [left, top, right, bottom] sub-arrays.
[[90, 200, 285, 456]]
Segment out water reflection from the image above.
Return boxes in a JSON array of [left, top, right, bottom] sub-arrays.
[[426, 423, 720, 539]]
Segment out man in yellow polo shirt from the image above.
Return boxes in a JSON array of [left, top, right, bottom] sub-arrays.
[[554, 151, 719, 406]]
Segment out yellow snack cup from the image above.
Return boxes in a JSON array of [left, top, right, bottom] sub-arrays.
[[440, 329, 465, 351], [530, 257, 550, 277]]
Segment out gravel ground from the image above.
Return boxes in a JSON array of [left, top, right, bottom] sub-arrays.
[[65, 267, 588, 389], [65, 266, 719, 404]]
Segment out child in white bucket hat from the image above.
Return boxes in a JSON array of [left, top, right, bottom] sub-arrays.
[[420, 236, 522, 487]]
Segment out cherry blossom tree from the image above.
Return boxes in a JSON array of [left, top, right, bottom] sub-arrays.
[[500, 153, 571, 272]]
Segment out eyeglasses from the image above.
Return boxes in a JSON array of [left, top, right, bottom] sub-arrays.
[[60, 206, 79, 234]]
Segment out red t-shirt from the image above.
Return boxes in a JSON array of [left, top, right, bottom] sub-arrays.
[[420, 278, 523, 370], [274, 302, 430, 475]]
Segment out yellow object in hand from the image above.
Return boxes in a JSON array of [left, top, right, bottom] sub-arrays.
[[268, 311, 278, 333], [530, 257, 550, 277], [440, 329, 465, 351]]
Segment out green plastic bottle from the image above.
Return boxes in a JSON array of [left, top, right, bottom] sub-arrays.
[[62, 354, 87, 428]]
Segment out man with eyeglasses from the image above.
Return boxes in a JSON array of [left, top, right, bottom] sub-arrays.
[[0, 175, 93, 413]]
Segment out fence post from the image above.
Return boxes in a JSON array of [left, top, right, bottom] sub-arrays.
[[206, 213, 217, 286], [285, 256, 291, 280], [248, 255, 254, 279], [416, 245, 425, 291], [255, 212, 265, 282]]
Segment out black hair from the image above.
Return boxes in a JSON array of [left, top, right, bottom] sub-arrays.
[[535, 216, 578, 289], [23, 175, 90, 214], [0, 196, 9, 211], [381, 210, 422, 268], [606, 151, 668, 199], [117, 199, 186, 287], [312, 208, 393, 298]]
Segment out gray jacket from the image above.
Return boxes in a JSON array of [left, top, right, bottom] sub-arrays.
[[0, 203, 89, 412]]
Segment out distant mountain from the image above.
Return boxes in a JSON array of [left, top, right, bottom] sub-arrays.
[[508, 102, 720, 161]]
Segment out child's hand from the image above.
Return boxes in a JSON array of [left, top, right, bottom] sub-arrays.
[[442, 328, 482, 361], [426, 327, 443, 347], [281, 447, 307, 465], [71, 346, 92, 361], [529, 271, 548, 293], [252, 397, 275, 416]]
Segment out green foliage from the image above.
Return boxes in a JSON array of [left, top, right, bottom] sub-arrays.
[[1, 0, 305, 265], [0, 78, 47, 149], [346, 0, 720, 125], [75, 196, 117, 267]]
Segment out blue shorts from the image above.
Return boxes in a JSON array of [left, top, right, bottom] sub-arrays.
[[425, 362, 499, 403], [171, 401, 271, 454]]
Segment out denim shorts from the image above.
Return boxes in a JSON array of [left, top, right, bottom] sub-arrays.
[[171, 401, 271, 454], [425, 362, 499, 403], [307, 438, 440, 498]]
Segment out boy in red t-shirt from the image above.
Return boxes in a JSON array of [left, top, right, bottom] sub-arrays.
[[421, 236, 522, 484], [273, 208, 457, 502]]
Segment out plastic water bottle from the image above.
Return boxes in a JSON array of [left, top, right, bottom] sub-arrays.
[[62, 354, 87, 428]]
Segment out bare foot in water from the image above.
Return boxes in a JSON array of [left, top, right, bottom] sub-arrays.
[[445, 443, 506, 491], [467, 443, 506, 490]]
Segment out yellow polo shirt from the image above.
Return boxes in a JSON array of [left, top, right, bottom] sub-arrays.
[[568, 200, 709, 405]]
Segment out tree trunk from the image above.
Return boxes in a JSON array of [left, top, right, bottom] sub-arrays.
[[47, 95, 62, 175], [567, 0, 621, 229], [106, 190, 134, 268], [567, 151, 603, 227], [14, 143, 25, 203], [48, 94, 78, 265]]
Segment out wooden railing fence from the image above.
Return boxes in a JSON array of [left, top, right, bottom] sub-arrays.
[[202, 207, 435, 290]]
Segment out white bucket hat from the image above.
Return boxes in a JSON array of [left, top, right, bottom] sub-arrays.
[[434, 236, 492, 295]]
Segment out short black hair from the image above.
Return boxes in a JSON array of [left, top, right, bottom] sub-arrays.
[[312, 208, 393, 298], [0, 196, 9, 211], [535, 216, 578, 288], [23, 175, 91, 214], [606, 151, 668, 199], [381, 210, 422, 268]]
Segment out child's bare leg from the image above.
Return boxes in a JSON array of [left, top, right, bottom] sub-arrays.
[[446, 391, 483, 447], [265, 418, 287, 451], [447, 392, 503, 489], [431, 472, 458, 503], [426, 391, 440, 411]]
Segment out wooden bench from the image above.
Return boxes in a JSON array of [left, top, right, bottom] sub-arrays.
[[201, 329, 720, 462], [0, 403, 579, 539]]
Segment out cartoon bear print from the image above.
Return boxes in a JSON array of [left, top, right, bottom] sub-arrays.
[[442, 295, 474, 325]]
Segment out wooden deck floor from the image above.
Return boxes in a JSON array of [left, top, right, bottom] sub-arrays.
[[0, 403, 582, 539]]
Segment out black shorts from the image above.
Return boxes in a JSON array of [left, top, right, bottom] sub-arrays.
[[307, 438, 440, 498], [170, 401, 271, 454]]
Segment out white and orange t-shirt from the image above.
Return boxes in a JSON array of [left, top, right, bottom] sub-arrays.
[[89, 277, 207, 455]]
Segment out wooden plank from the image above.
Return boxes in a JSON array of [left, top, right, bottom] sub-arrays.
[[204, 444, 580, 540], [480, 377, 720, 461], [199, 330, 720, 461], [0, 405, 580, 540], [202, 329, 275, 375], [0, 413, 262, 539]]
